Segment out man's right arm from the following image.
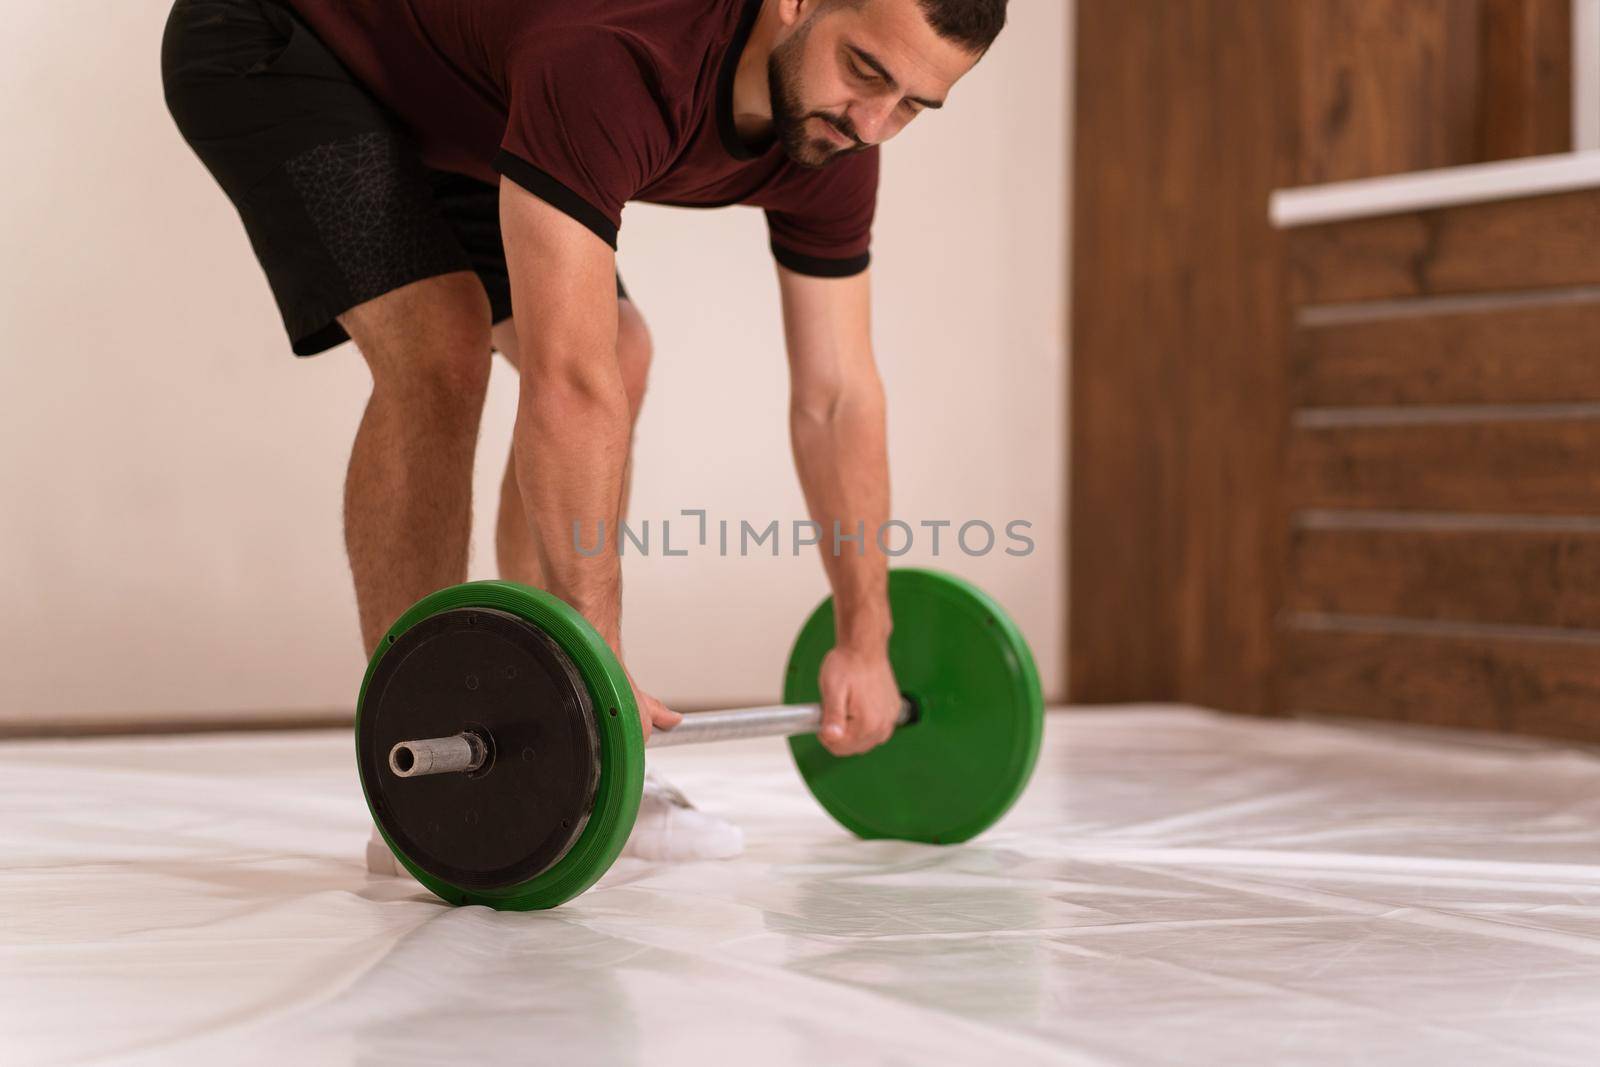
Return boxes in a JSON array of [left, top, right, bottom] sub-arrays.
[[497, 177, 629, 650]]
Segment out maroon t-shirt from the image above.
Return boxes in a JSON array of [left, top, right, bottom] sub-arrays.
[[285, 0, 878, 276]]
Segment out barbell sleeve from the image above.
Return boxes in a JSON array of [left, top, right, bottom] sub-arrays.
[[387, 697, 916, 777], [389, 732, 488, 778]]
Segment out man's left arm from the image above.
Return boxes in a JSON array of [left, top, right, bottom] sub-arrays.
[[778, 265, 902, 756]]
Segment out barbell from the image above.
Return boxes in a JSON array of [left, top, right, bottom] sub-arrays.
[[356, 568, 1043, 910]]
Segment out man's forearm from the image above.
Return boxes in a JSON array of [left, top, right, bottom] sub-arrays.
[[514, 360, 631, 649], [497, 179, 635, 651], [789, 382, 893, 649]]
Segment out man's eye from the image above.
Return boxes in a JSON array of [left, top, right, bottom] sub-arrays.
[[848, 60, 875, 83]]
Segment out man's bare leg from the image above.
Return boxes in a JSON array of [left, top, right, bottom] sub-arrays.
[[340, 272, 494, 655], [492, 298, 652, 586]]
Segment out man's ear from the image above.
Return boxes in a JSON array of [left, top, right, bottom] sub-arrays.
[[776, 0, 811, 32]]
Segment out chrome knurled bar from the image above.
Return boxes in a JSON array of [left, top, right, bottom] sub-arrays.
[[387, 698, 915, 776]]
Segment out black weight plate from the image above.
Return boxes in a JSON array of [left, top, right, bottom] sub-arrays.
[[357, 608, 599, 890]]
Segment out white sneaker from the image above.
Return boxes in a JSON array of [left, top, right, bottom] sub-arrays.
[[363, 769, 742, 878], [620, 768, 744, 862], [365, 826, 403, 877]]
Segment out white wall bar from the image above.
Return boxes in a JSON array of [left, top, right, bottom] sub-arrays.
[[1269, 151, 1600, 229]]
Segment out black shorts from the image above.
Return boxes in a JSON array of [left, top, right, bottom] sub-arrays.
[[160, 0, 627, 357]]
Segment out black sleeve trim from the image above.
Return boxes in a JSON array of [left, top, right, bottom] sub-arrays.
[[494, 150, 619, 249], [770, 242, 871, 278]]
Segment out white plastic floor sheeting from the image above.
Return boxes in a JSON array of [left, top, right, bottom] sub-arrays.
[[2, 706, 1599, 1066]]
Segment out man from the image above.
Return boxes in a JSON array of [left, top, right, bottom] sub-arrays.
[[162, 0, 1005, 856]]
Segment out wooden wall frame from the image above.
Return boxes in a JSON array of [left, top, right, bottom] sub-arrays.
[[1069, 1, 1579, 731]]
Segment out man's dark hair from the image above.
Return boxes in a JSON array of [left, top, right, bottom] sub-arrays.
[[916, 0, 1007, 53]]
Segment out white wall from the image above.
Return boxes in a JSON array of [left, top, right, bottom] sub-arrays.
[[0, 1, 1069, 724], [1578, 0, 1600, 151]]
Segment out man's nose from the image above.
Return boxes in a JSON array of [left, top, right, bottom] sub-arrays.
[[849, 96, 899, 145]]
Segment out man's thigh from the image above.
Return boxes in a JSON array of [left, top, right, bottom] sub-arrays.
[[339, 271, 494, 383]]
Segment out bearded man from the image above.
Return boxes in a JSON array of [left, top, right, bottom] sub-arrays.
[[162, 0, 1007, 861]]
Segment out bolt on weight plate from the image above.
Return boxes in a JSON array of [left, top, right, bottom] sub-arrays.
[[356, 580, 643, 910], [784, 569, 1044, 844]]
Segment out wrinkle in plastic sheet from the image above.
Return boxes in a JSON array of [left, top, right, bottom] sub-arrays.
[[3, 707, 1600, 1065]]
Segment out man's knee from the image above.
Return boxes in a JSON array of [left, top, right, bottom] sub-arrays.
[[617, 299, 652, 416], [342, 272, 494, 411]]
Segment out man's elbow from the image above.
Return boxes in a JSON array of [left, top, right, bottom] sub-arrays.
[[790, 372, 885, 427], [519, 344, 629, 423]]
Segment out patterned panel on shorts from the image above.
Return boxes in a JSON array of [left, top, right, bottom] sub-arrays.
[[283, 131, 467, 306]]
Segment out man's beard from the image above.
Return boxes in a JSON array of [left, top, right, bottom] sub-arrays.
[[767, 31, 868, 169]]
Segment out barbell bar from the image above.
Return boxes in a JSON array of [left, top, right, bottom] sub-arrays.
[[389, 697, 919, 777]]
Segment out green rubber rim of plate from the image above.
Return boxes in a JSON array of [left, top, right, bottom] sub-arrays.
[[356, 580, 642, 910], [784, 569, 1043, 844]]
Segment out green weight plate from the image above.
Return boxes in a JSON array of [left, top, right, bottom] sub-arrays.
[[356, 580, 642, 910], [785, 569, 1043, 844]]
